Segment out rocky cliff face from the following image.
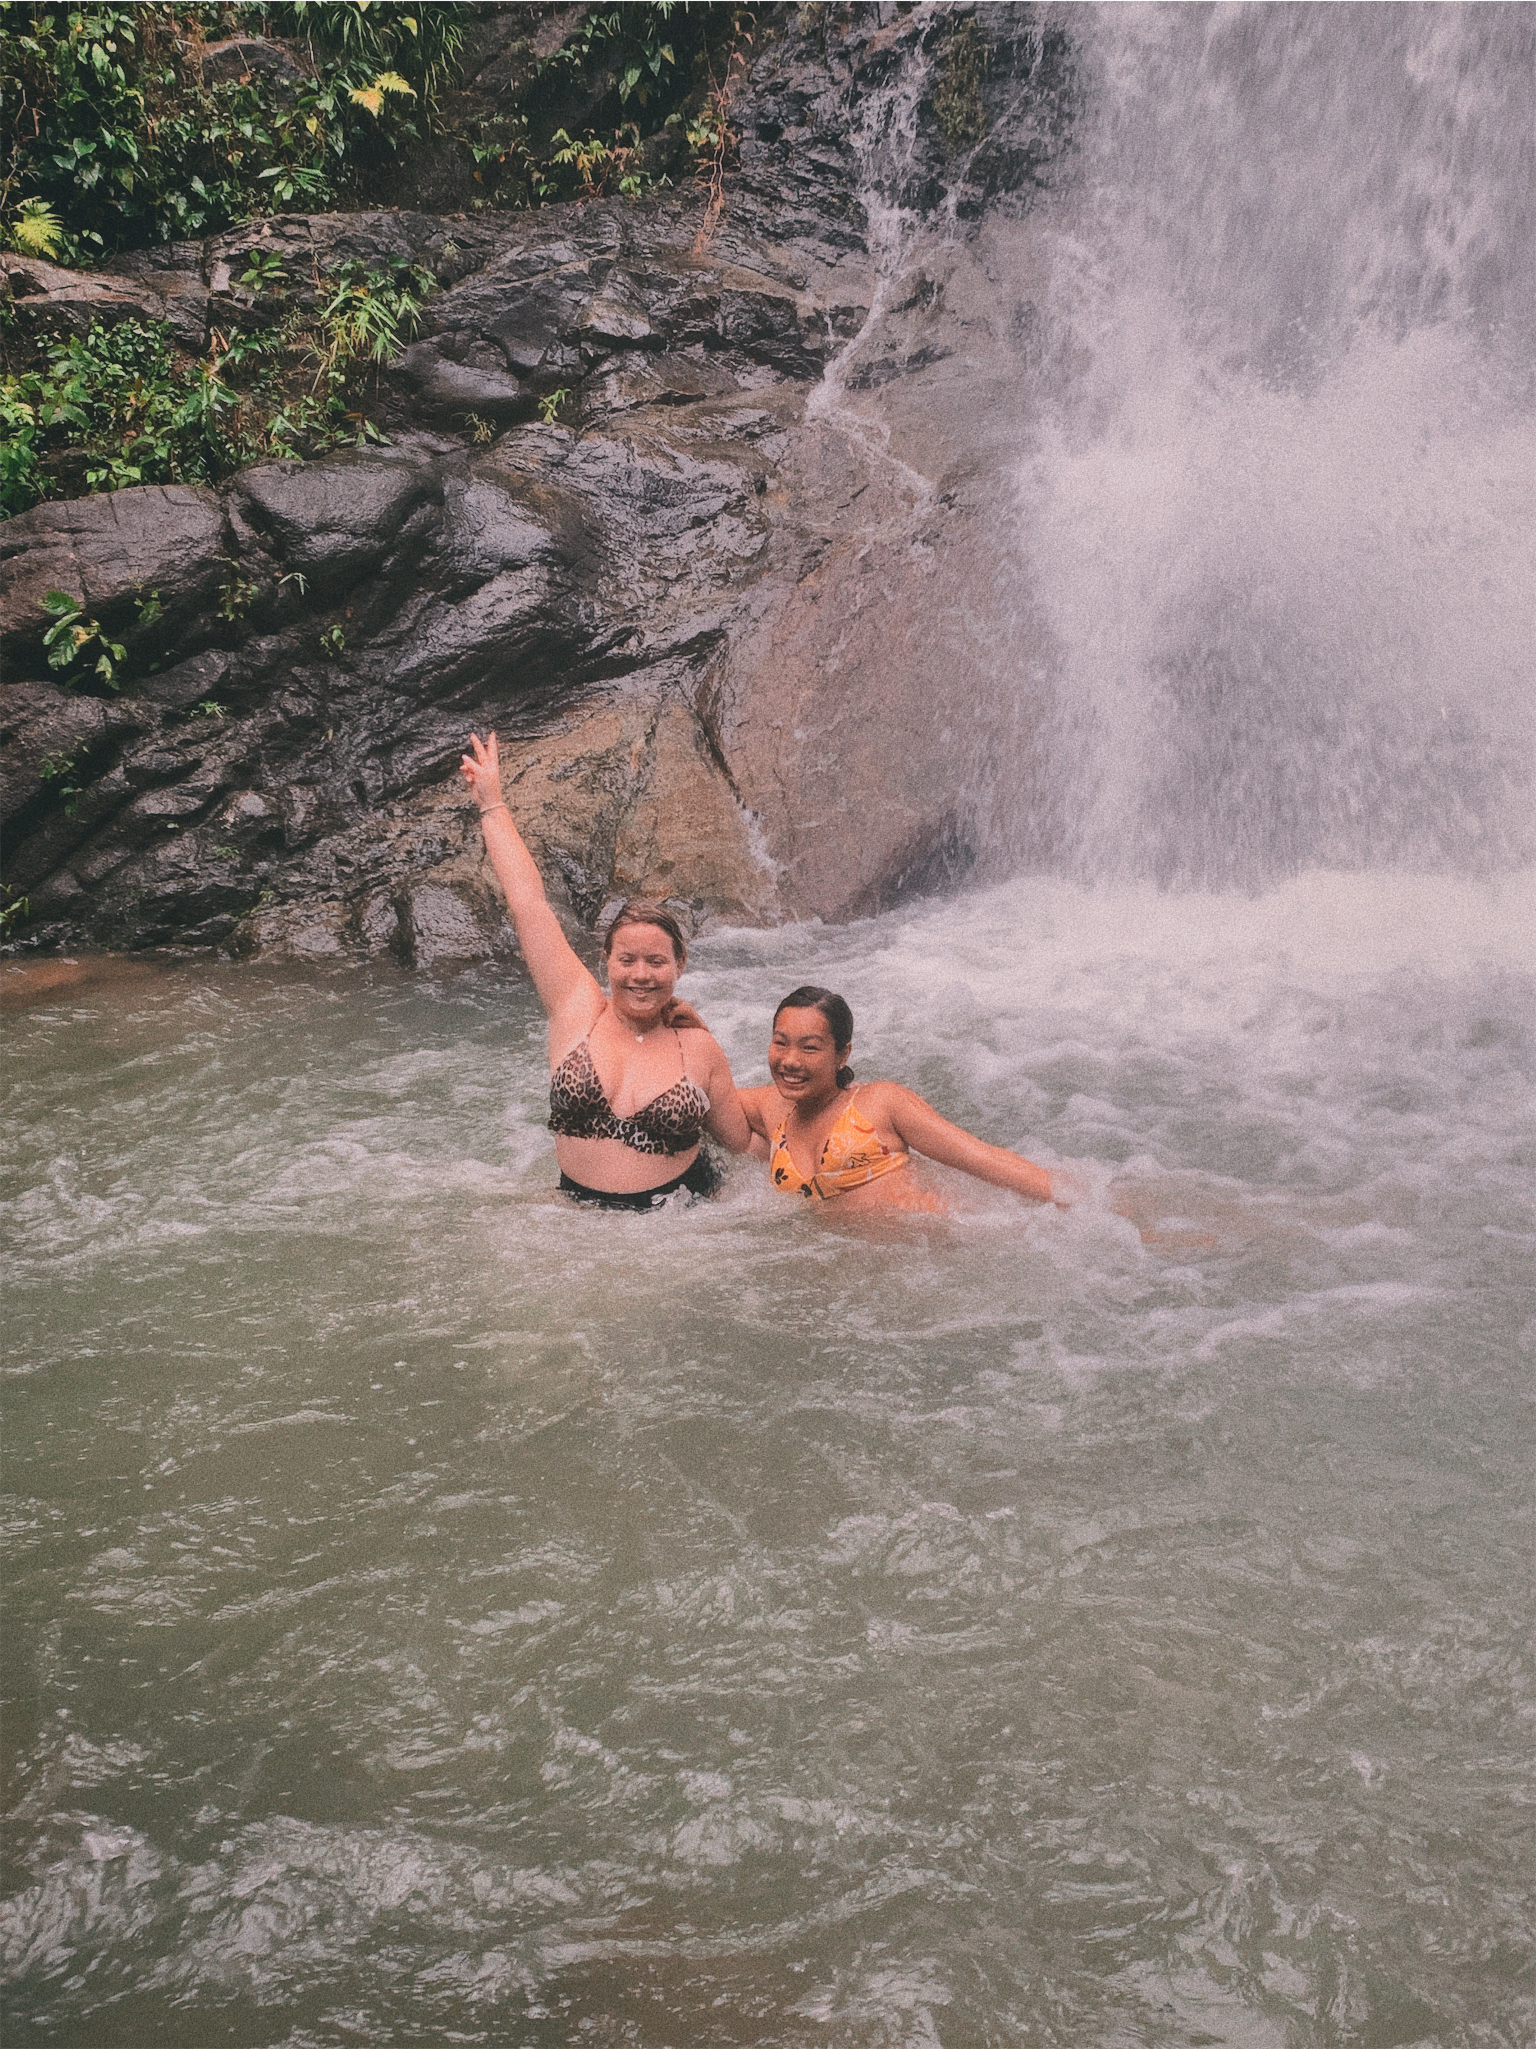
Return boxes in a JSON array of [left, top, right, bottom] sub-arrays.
[[1, 5, 1074, 964]]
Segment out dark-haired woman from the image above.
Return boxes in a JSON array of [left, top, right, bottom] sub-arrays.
[[461, 730, 752, 1208], [739, 987, 1060, 1214]]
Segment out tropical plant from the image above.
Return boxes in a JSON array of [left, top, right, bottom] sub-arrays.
[[0, 256, 435, 516], [480, 2, 756, 209], [0, 3, 464, 259], [38, 749, 85, 814], [237, 250, 289, 294], [0, 884, 31, 937], [0, 196, 67, 260], [0, 385, 43, 515], [546, 125, 649, 201], [41, 591, 126, 689]]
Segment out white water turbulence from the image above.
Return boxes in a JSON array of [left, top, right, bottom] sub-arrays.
[[1014, 2, 1535, 888], [2, 876, 1533, 2048], [3, 10, 1535, 2049]]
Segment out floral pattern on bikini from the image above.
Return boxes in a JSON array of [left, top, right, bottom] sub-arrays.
[[769, 1092, 910, 1201]]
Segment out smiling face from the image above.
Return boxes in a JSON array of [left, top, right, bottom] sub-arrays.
[[768, 1006, 850, 1110], [605, 923, 682, 1024]]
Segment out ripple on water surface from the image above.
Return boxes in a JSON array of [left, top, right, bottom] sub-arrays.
[[1, 874, 1532, 2045]]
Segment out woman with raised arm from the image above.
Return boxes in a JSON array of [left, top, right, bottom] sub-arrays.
[[739, 987, 1063, 1216], [461, 730, 752, 1209]]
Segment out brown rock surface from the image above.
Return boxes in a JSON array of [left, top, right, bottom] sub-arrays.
[[1, 7, 1075, 964]]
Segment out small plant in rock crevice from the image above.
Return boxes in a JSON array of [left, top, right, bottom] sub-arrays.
[[217, 568, 260, 624], [935, 14, 988, 155], [0, 884, 31, 938], [41, 591, 125, 689], [38, 749, 85, 814], [237, 250, 289, 295]]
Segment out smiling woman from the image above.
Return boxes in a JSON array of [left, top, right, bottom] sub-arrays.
[[740, 985, 1060, 1214], [460, 730, 752, 1207]]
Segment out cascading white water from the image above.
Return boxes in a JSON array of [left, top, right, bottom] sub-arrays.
[[2, 14, 1532, 2046], [1015, 2, 1536, 887]]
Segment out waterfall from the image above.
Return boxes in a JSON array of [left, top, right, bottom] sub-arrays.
[[1004, 3, 1536, 887]]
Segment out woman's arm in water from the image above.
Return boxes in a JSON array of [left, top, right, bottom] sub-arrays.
[[736, 1084, 783, 1162], [872, 1083, 1058, 1204], [697, 1038, 754, 1155], [460, 730, 600, 1032]]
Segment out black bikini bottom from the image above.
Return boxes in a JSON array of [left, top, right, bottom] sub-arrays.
[[558, 1151, 720, 1212]]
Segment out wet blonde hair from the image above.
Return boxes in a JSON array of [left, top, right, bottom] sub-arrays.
[[602, 900, 688, 966]]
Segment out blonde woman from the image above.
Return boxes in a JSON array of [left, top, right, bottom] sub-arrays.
[[461, 730, 753, 1208]]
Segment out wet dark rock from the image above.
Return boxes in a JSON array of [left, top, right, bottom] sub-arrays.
[[0, 486, 227, 676], [8, 247, 212, 351], [193, 35, 306, 88], [395, 343, 535, 427], [2, 4, 1077, 962], [232, 455, 442, 595]]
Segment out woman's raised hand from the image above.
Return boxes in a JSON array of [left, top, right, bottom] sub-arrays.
[[460, 730, 504, 813]]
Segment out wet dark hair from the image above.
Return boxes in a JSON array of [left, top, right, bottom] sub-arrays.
[[773, 985, 855, 1088], [602, 900, 688, 966]]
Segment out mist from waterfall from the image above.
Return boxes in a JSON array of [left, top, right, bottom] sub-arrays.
[[3, 16, 1533, 2046], [1010, 1, 1535, 888]]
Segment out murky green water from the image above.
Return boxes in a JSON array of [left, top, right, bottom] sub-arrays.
[[3, 876, 1531, 2046]]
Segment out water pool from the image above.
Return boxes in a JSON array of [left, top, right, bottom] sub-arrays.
[[3, 872, 1531, 2046]]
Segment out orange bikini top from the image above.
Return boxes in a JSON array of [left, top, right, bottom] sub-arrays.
[[769, 1089, 911, 1201]]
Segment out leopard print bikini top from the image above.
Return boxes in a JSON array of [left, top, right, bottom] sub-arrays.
[[548, 1026, 711, 1157]]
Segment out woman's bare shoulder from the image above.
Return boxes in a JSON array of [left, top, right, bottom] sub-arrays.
[[678, 1024, 729, 1065], [851, 1078, 912, 1112]]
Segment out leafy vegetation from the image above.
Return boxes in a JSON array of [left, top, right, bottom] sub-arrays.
[[935, 13, 987, 155], [0, 884, 31, 936], [0, 257, 432, 514], [42, 590, 126, 688], [217, 563, 260, 620], [0, 4, 761, 518], [37, 747, 85, 814], [0, 3, 464, 260], [451, 3, 755, 211]]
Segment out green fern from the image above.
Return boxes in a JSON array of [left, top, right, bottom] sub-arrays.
[[4, 198, 65, 260]]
